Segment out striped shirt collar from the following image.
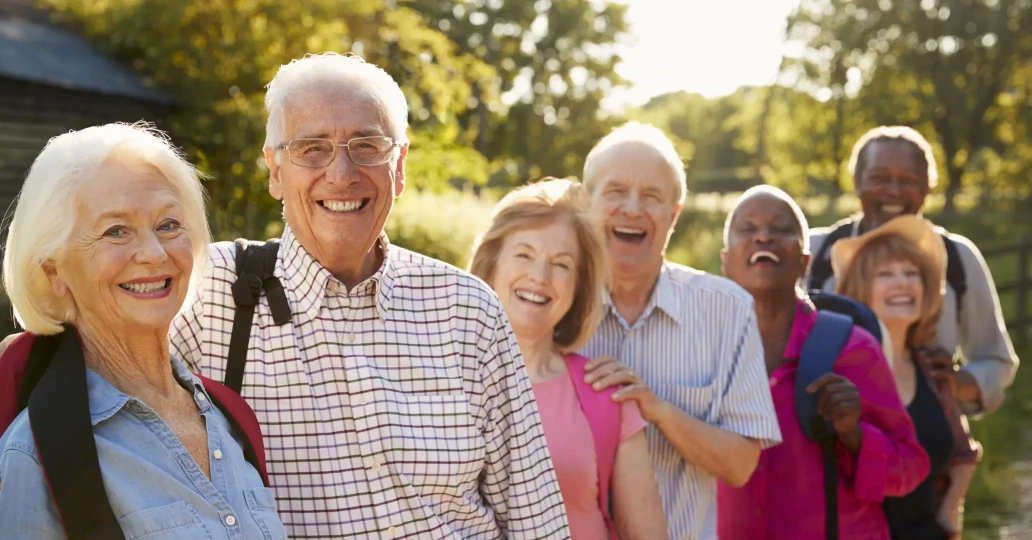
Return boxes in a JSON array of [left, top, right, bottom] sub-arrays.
[[604, 261, 685, 327], [278, 224, 396, 321]]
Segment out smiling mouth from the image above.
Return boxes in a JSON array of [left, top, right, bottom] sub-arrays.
[[749, 250, 781, 265], [515, 289, 552, 306], [320, 199, 369, 213], [612, 226, 647, 244], [881, 203, 906, 215], [119, 278, 172, 297], [886, 295, 915, 306]]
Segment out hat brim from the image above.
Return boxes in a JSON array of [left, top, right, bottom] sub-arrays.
[[830, 215, 946, 291]]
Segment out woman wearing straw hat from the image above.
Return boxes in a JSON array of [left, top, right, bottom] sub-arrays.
[[833, 215, 982, 540]]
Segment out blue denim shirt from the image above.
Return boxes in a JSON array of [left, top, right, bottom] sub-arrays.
[[0, 356, 287, 540]]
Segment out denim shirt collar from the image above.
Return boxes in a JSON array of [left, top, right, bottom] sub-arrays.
[[86, 356, 208, 426]]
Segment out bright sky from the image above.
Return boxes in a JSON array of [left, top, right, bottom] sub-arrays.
[[605, 0, 802, 110]]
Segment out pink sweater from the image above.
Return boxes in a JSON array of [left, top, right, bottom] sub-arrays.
[[717, 297, 930, 539], [534, 367, 648, 539]]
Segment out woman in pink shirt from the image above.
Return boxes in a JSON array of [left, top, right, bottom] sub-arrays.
[[716, 186, 929, 539], [469, 177, 667, 539]]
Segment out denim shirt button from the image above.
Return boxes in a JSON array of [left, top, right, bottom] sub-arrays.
[[213, 449, 223, 460], [225, 515, 236, 526]]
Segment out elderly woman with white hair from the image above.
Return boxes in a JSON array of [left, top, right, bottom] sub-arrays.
[[0, 123, 286, 539]]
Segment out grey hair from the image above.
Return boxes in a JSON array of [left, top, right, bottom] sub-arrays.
[[263, 52, 409, 152], [2, 122, 211, 335], [582, 121, 687, 205], [848, 125, 938, 189], [723, 184, 810, 254]]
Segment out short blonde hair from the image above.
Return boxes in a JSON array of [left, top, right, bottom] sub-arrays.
[[582, 121, 687, 205], [835, 234, 943, 347], [2, 122, 211, 335], [469, 178, 610, 353]]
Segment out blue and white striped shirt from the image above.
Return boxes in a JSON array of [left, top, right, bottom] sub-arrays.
[[579, 262, 782, 540]]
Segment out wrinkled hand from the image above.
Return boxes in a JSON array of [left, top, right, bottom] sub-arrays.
[[583, 356, 665, 421], [806, 373, 862, 452], [916, 346, 981, 403]]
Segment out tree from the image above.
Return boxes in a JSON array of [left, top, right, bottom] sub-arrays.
[[409, 0, 631, 183], [782, 0, 1032, 213], [43, 0, 497, 238]]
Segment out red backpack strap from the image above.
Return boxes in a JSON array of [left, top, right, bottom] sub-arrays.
[[564, 353, 622, 539], [0, 332, 35, 432], [199, 376, 270, 487]]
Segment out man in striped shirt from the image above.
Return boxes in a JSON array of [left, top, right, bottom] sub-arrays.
[[576, 122, 783, 539], [169, 53, 569, 539]]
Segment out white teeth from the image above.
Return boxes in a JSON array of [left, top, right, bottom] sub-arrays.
[[515, 290, 550, 304], [324, 200, 363, 213], [121, 279, 169, 293], [882, 204, 905, 213], [886, 296, 914, 305], [613, 227, 645, 235], [750, 251, 781, 264]]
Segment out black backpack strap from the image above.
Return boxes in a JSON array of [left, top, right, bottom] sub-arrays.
[[808, 220, 855, 291], [225, 239, 291, 394], [941, 234, 966, 322], [27, 330, 126, 540]]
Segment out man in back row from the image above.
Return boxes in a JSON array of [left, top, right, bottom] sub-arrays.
[[807, 126, 1019, 417]]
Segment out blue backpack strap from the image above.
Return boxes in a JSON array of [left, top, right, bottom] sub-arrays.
[[795, 310, 854, 540], [795, 310, 854, 441]]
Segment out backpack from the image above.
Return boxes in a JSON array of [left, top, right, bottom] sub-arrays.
[[794, 291, 884, 540], [0, 328, 270, 540], [807, 218, 967, 322], [225, 238, 292, 393], [564, 353, 621, 540]]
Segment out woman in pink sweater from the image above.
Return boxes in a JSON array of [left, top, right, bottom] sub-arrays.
[[717, 186, 929, 539], [469, 177, 667, 539]]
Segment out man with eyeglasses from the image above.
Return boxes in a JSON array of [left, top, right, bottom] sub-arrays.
[[168, 53, 570, 539]]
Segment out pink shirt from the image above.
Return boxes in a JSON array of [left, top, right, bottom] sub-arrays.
[[533, 367, 648, 540], [717, 297, 929, 539]]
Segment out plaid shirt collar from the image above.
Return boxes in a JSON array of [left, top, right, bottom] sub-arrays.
[[278, 224, 397, 321]]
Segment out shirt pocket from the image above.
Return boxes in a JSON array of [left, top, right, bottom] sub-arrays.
[[117, 501, 212, 540], [390, 393, 485, 495], [656, 382, 719, 423], [245, 487, 288, 540]]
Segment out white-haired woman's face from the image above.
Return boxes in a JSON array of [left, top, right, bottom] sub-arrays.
[[45, 160, 194, 333]]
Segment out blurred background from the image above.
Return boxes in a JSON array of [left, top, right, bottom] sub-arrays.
[[0, 0, 1029, 536]]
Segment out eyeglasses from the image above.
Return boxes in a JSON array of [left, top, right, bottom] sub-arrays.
[[276, 136, 399, 168]]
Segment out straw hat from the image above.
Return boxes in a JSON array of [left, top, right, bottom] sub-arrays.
[[830, 214, 947, 295]]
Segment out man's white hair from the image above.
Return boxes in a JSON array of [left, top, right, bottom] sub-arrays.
[[263, 52, 409, 151], [2, 122, 211, 335], [582, 121, 687, 205]]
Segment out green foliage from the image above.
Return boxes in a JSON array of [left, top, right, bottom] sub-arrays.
[[42, 0, 497, 239], [384, 188, 496, 269], [409, 0, 631, 184], [782, 0, 1032, 212]]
